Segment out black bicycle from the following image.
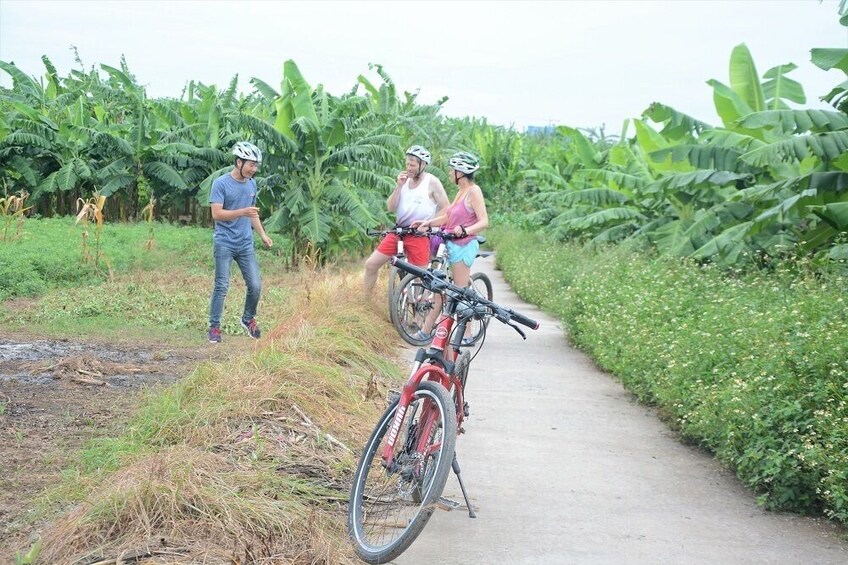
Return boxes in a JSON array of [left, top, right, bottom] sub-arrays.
[[367, 226, 430, 313]]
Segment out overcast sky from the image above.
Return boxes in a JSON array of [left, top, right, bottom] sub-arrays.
[[1, 1, 846, 132]]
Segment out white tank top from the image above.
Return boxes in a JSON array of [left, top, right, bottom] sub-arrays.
[[395, 174, 436, 227]]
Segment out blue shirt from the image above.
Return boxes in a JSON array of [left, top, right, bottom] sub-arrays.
[[209, 173, 257, 248]]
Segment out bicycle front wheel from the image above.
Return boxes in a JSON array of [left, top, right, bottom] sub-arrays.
[[386, 265, 405, 314], [465, 272, 493, 346], [390, 273, 438, 346], [348, 380, 457, 564]]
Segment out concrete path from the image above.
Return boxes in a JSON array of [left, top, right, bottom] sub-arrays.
[[395, 254, 847, 564]]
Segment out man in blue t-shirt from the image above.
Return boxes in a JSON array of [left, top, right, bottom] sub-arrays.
[[207, 141, 273, 343]]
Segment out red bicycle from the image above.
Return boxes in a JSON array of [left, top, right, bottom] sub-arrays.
[[348, 258, 539, 564]]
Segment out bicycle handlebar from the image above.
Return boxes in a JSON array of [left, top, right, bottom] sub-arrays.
[[390, 257, 540, 332], [420, 228, 462, 241], [367, 226, 427, 238], [367, 226, 487, 245]]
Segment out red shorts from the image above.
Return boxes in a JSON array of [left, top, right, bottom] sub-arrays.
[[376, 233, 430, 267]]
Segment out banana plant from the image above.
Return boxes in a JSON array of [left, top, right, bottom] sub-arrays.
[[812, 2, 848, 112], [249, 60, 398, 264], [96, 61, 192, 218], [0, 58, 103, 215]]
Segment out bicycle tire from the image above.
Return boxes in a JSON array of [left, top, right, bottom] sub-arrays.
[[455, 349, 472, 391], [390, 273, 436, 346], [348, 380, 457, 564], [386, 265, 405, 314], [464, 272, 493, 346]]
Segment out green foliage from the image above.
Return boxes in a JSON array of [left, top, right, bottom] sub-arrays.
[[3, 37, 847, 269], [13, 538, 42, 565], [251, 60, 400, 265], [493, 227, 848, 524], [730, 44, 766, 113], [520, 41, 848, 270], [0, 217, 210, 302]]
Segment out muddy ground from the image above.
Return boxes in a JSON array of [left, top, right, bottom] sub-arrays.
[[0, 333, 225, 559]]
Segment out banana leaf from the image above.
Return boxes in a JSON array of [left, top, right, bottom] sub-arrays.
[[729, 44, 765, 112], [762, 63, 806, 109], [707, 79, 754, 131], [811, 201, 848, 230], [737, 109, 848, 134], [812, 48, 848, 73], [740, 131, 848, 166], [692, 221, 753, 262]]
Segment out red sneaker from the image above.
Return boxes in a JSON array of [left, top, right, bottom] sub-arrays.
[[208, 327, 222, 343], [241, 318, 261, 339]]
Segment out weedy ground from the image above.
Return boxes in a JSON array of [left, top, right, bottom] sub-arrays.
[[1, 218, 405, 563]]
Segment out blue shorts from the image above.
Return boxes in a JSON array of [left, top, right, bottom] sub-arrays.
[[446, 239, 479, 267]]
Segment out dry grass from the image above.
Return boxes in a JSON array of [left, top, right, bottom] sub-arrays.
[[25, 355, 145, 382], [39, 446, 344, 564], [33, 265, 406, 564]]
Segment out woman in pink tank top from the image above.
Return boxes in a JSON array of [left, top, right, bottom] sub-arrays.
[[413, 151, 489, 289]]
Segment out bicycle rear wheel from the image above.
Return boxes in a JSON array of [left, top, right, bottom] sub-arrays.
[[390, 273, 437, 346], [348, 380, 457, 564]]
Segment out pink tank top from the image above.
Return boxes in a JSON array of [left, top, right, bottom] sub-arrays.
[[445, 194, 477, 246]]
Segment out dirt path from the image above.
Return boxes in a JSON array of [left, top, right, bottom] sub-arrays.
[[396, 254, 847, 564]]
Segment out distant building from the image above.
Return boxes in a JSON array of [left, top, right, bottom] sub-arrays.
[[525, 125, 556, 136]]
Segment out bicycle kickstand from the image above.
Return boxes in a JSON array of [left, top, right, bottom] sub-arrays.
[[452, 453, 476, 518]]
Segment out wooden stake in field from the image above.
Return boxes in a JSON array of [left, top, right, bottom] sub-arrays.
[[75, 193, 112, 276], [0, 188, 32, 242], [141, 197, 156, 250]]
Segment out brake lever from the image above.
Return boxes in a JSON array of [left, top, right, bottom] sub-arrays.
[[428, 278, 449, 293], [508, 322, 527, 340]]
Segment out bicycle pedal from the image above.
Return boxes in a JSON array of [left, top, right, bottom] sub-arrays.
[[463, 401, 470, 417], [436, 497, 462, 511]]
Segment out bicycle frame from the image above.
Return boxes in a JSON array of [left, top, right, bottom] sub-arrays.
[[382, 296, 468, 465], [395, 230, 405, 258]]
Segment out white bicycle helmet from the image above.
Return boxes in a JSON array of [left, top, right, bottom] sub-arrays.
[[405, 145, 431, 164], [232, 141, 263, 163], [448, 151, 480, 174]]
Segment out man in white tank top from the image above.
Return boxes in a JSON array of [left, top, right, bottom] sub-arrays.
[[363, 145, 449, 294]]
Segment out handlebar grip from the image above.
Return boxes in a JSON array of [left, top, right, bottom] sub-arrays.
[[509, 310, 540, 330], [390, 257, 431, 280]]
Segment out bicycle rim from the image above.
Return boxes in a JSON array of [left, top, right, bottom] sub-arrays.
[[390, 273, 436, 346], [386, 266, 404, 313], [348, 381, 457, 564]]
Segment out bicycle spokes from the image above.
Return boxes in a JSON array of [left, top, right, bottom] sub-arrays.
[[349, 382, 457, 564]]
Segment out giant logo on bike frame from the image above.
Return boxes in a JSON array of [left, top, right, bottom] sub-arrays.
[[435, 327, 448, 339]]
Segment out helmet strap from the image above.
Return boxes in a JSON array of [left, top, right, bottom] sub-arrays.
[[233, 159, 248, 181], [409, 157, 424, 180]]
